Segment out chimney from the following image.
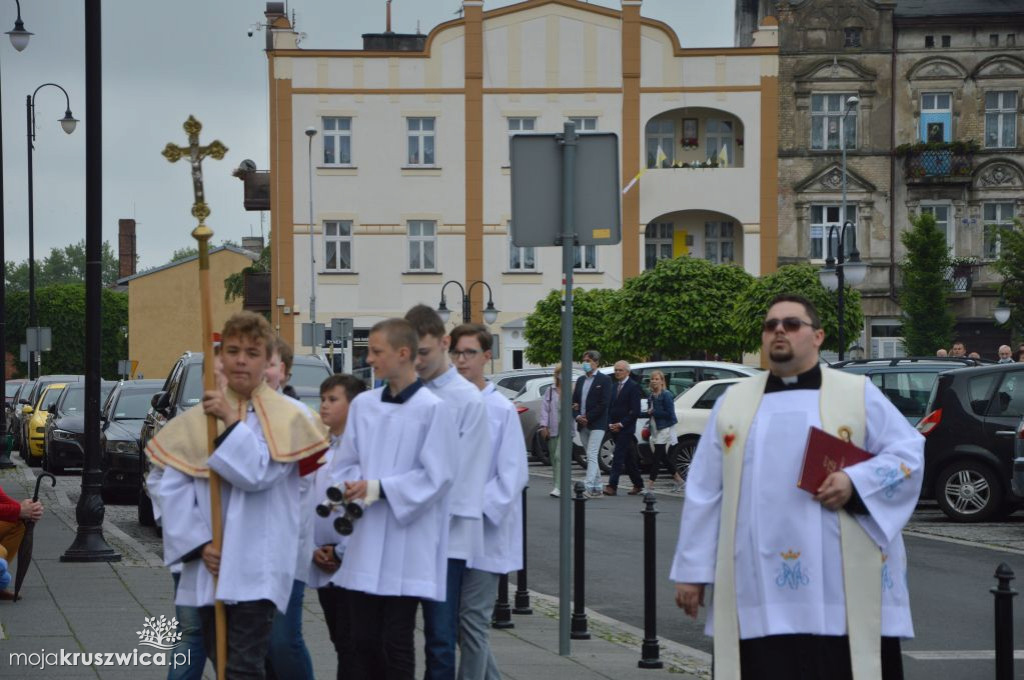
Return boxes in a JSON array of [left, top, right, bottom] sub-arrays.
[[241, 236, 265, 255], [118, 219, 137, 278], [362, 0, 426, 51]]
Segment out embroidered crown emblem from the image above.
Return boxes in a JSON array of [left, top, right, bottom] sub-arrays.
[[780, 549, 801, 561]]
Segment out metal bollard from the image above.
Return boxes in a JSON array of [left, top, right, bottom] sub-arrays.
[[514, 486, 533, 614], [638, 493, 663, 669], [492, 573, 514, 629], [571, 481, 590, 640], [991, 562, 1017, 680]]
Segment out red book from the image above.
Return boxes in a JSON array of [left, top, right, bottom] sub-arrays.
[[797, 426, 872, 493]]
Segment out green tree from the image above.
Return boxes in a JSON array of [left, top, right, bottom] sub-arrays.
[[524, 287, 623, 365], [610, 257, 754, 360], [732, 264, 864, 354], [169, 246, 199, 262], [4, 283, 128, 378], [900, 211, 954, 355], [993, 218, 1024, 339], [224, 244, 270, 302], [5, 240, 120, 291]]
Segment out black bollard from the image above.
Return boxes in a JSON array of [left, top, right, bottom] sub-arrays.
[[514, 486, 533, 614], [638, 493, 663, 669], [991, 562, 1017, 680], [492, 573, 514, 629], [571, 481, 590, 640]]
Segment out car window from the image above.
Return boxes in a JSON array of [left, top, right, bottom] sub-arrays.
[[539, 383, 551, 396], [290, 362, 332, 390], [115, 391, 158, 420], [663, 368, 698, 397], [702, 368, 742, 381], [164, 360, 186, 405], [180, 362, 204, 407], [39, 387, 64, 411], [986, 371, 1024, 419], [5, 383, 20, 398], [694, 383, 731, 409], [869, 371, 937, 420], [968, 373, 999, 416]]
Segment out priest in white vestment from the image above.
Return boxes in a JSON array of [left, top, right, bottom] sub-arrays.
[[671, 294, 924, 680]]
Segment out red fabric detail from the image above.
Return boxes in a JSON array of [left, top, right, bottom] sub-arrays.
[[0, 487, 22, 524], [298, 450, 327, 477]]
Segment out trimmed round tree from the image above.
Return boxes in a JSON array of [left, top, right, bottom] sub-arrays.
[[524, 287, 625, 366]]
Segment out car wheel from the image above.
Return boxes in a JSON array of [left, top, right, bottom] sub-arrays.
[[598, 436, 615, 473], [42, 452, 63, 475], [138, 489, 156, 527], [672, 436, 700, 487], [935, 460, 1004, 523]]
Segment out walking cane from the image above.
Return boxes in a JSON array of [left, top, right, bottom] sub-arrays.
[[163, 116, 228, 678]]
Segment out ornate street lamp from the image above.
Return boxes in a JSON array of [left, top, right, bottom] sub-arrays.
[[437, 280, 499, 325]]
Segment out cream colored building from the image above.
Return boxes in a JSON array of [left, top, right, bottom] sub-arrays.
[[120, 246, 257, 380], [264, 0, 779, 371]]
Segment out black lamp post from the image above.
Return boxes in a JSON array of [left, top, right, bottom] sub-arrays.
[[436, 280, 499, 325], [818, 222, 867, 361], [0, 0, 32, 470], [25, 82, 77, 380]]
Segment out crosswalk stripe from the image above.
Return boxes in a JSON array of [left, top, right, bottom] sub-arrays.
[[904, 650, 1024, 660]]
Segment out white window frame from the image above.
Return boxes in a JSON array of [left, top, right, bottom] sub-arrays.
[[568, 116, 598, 132], [507, 228, 536, 272], [705, 119, 735, 162], [573, 245, 597, 271], [407, 220, 437, 271], [506, 117, 536, 165], [810, 204, 857, 259], [704, 221, 736, 264], [323, 220, 353, 272], [645, 119, 675, 168], [983, 202, 1015, 259], [406, 117, 436, 166], [322, 117, 352, 166], [644, 222, 673, 269], [985, 91, 1017, 149], [811, 93, 858, 150], [920, 203, 954, 256]]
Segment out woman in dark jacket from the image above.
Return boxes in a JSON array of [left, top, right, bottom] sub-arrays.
[[646, 370, 683, 491]]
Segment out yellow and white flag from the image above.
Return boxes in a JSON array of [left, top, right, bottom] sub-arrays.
[[623, 146, 668, 195], [717, 144, 729, 168]]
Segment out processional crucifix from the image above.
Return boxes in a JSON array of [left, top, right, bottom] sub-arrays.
[[162, 115, 229, 679]]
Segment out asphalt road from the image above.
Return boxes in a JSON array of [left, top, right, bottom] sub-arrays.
[[25, 454, 1024, 680]]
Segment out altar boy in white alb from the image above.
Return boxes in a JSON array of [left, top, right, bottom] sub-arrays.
[[146, 312, 329, 678], [672, 295, 924, 680], [333, 318, 455, 680], [449, 324, 529, 680]]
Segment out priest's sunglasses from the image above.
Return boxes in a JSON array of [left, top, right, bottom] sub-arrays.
[[762, 317, 817, 333]]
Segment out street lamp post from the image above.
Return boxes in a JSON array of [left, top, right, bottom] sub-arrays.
[[0, 0, 33, 470], [305, 126, 318, 350], [25, 82, 77, 379], [436, 280, 499, 325]]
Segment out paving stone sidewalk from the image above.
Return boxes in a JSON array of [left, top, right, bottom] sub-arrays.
[[0, 463, 708, 679]]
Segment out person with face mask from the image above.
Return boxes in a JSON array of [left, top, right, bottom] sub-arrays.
[[572, 350, 611, 497]]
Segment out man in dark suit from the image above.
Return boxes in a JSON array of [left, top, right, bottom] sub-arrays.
[[572, 350, 610, 497], [604, 360, 644, 496]]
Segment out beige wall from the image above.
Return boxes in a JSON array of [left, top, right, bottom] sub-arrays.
[[127, 250, 254, 381]]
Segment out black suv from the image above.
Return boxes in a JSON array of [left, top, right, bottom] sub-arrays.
[[833, 357, 986, 426], [42, 381, 115, 474], [917, 363, 1024, 522]]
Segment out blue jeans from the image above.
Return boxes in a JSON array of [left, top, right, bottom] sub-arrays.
[[266, 579, 314, 680], [422, 558, 466, 680], [169, 572, 207, 680]]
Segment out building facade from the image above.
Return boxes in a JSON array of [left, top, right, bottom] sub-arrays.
[[776, 0, 1024, 358], [264, 0, 779, 372]]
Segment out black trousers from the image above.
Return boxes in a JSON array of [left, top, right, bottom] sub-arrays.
[[199, 599, 277, 680], [608, 431, 643, 489], [318, 585, 353, 680], [737, 634, 903, 680], [347, 590, 419, 680]]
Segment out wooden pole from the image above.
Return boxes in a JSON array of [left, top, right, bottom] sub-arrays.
[[163, 116, 228, 678]]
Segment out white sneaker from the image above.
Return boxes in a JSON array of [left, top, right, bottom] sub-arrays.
[[549, 487, 561, 498]]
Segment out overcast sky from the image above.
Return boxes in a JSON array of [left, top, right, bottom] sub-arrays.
[[0, 1, 732, 271]]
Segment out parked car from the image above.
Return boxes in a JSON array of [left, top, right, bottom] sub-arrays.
[[491, 369, 569, 399], [19, 375, 81, 452], [1012, 415, 1024, 499], [4, 379, 26, 449], [8, 379, 35, 451], [137, 351, 332, 526], [25, 383, 68, 466], [917, 363, 1024, 522], [41, 381, 115, 473], [99, 380, 164, 497], [511, 376, 585, 467], [833, 357, 983, 426]]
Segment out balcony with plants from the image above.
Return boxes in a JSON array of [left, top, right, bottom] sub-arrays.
[[895, 140, 978, 184]]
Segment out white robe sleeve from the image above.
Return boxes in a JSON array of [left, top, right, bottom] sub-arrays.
[[450, 397, 491, 520], [381, 403, 455, 527], [207, 421, 294, 492], [669, 399, 724, 585], [146, 464, 166, 525], [155, 466, 212, 566], [482, 405, 528, 525], [844, 381, 925, 548]]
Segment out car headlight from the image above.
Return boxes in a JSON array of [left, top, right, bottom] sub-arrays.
[[52, 429, 76, 441], [105, 441, 139, 455]]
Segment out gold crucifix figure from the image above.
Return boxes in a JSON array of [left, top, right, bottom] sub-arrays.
[[162, 115, 228, 237]]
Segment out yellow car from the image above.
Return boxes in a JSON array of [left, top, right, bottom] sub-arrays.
[[25, 383, 66, 466]]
